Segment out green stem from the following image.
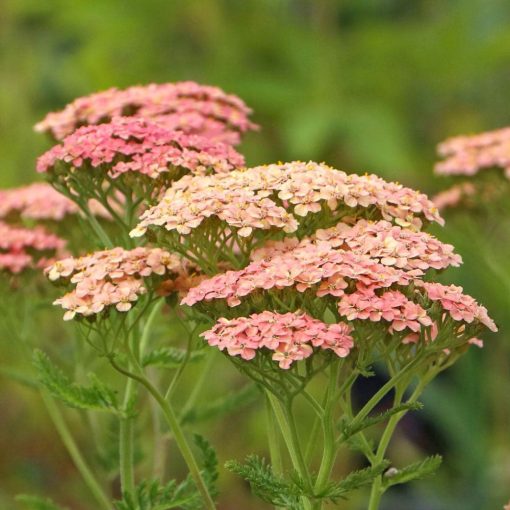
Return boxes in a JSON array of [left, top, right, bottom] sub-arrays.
[[314, 363, 339, 494], [40, 392, 113, 510], [109, 358, 216, 510], [265, 392, 283, 476], [119, 378, 136, 496], [266, 394, 313, 510], [367, 373, 433, 510]]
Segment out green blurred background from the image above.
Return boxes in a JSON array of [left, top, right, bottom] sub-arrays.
[[2, 0, 510, 508]]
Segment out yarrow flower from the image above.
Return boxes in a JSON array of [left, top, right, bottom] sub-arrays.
[[432, 182, 477, 211], [0, 222, 67, 274], [131, 161, 443, 241], [435, 126, 510, 178], [201, 311, 353, 369], [0, 182, 110, 222], [35, 81, 258, 145], [37, 117, 245, 182], [47, 247, 185, 320], [182, 219, 460, 308]]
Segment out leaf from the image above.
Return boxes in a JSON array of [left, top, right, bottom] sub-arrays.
[[114, 436, 218, 510], [382, 455, 442, 488], [226, 455, 303, 509], [141, 347, 204, 369], [317, 462, 390, 502], [16, 495, 68, 510], [33, 349, 121, 415], [181, 384, 259, 425], [114, 479, 198, 510], [340, 402, 423, 439]]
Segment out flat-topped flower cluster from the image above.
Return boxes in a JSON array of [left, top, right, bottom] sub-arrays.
[[47, 247, 184, 320], [436, 127, 510, 178], [37, 117, 245, 181], [0, 222, 66, 274], [202, 311, 353, 368], [131, 161, 443, 241], [35, 81, 258, 145]]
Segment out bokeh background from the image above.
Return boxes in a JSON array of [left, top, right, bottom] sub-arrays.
[[2, 1, 510, 508]]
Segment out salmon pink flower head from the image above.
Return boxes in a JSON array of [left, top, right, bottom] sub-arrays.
[[47, 246, 185, 320], [201, 311, 353, 369], [131, 161, 443, 241], [419, 282, 497, 333], [252, 219, 462, 272], [0, 182, 111, 222], [37, 117, 245, 185], [0, 222, 67, 274], [435, 126, 510, 178], [432, 182, 477, 211], [182, 244, 416, 309], [35, 81, 258, 145]]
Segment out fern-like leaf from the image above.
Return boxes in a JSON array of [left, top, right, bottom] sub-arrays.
[[33, 349, 121, 415], [383, 455, 442, 488], [340, 402, 423, 440], [317, 462, 390, 502], [226, 455, 303, 509]]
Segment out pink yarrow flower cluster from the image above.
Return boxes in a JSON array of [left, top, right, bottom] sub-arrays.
[[0, 182, 111, 222], [338, 288, 432, 333], [436, 127, 510, 178], [253, 220, 461, 272], [37, 117, 245, 180], [47, 247, 183, 320], [432, 182, 477, 211], [182, 243, 415, 308], [0, 222, 66, 274], [35, 81, 258, 145], [419, 282, 497, 332], [201, 311, 353, 369], [131, 161, 443, 239]]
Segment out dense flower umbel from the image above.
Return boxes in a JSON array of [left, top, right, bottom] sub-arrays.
[[47, 247, 184, 320], [253, 220, 462, 271], [35, 81, 258, 145], [131, 161, 443, 240], [432, 182, 477, 211], [0, 182, 110, 222], [436, 126, 510, 178], [201, 311, 353, 369], [0, 222, 67, 274], [182, 219, 461, 308], [37, 117, 245, 180]]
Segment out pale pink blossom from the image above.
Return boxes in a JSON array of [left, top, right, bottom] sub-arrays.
[[132, 162, 443, 239], [37, 117, 245, 181], [0, 222, 67, 274], [436, 127, 510, 178], [47, 247, 185, 320], [35, 81, 258, 144], [432, 182, 477, 211], [201, 311, 353, 369]]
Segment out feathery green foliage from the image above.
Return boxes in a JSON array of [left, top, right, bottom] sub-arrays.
[[317, 462, 390, 502], [340, 402, 423, 440], [382, 455, 442, 488], [33, 349, 121, 414], [225, 455, 303, 509], [114, 435, 218, 510]]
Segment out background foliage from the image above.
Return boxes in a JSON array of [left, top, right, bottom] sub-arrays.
[[1, 1, 510, 508]]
